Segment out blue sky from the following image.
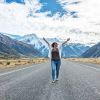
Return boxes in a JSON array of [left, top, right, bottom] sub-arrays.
[[6, 0, 78, 18], [37, 0, 67, 17], [37, 0, 78, 18], [6, 0, 24, 3]]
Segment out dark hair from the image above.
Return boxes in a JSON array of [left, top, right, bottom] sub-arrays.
[[51, 42, 58, 47]]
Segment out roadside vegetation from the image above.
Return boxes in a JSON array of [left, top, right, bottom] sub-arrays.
[[66, 58, 100, 65], [0, 58, 49, 69]]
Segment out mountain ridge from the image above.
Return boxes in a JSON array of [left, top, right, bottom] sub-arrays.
[[81, 42, 100, 58], [0, 33, 43, 58], [5, 33, 90, 58]]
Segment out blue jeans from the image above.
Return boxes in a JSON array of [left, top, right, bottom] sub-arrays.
[[51, 59, 61, 81]]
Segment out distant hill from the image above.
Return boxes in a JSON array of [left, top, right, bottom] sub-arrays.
[[0, 41, 20, 58], [2, 33, 90, 58], [62, 43, 89, 58], [18, 34, 90, 58], [81, 42, 100, 58], [0, 33, 42, 58]]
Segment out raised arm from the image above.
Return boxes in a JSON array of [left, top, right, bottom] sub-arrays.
[[43, 37, 50, 46], [62, 38, 70, 45]]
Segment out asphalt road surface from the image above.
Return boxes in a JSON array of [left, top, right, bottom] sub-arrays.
[[0, 59, 100, 100]]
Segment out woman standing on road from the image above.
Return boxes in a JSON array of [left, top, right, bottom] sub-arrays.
[[43, 37, 70, 83]]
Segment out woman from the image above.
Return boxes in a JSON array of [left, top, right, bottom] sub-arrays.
[[43, 37, 70, 83]]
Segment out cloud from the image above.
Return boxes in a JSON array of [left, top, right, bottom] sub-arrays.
[[66, 0, 100, 27], [0, 0, 100, 44]]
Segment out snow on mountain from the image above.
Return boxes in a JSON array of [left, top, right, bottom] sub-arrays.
[[18, 34, 48, 57], [2, 33, 22, 40], [19, 34, 42, 49]]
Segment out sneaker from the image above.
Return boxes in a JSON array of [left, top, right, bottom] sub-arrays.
[[56, 78, 59, 81], [52, 80, 55, 83]]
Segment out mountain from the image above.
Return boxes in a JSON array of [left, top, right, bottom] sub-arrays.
[[19, 34, 40, 49], [2, 33, 22, 40], [0, 41, 19, 58], [0, 33, 42, 58], [4, 33, 61, 57], [81, 42, 100, 58], [62, 43, 89, 58], [19, 34, 48, 57], [16, 33, 89, 58], [1, 33, 90, 58]]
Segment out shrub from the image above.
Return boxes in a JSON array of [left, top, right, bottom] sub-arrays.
[[0, 62, 3, 64], [6, 62, 10, 65], [18, 60, 21, 63]]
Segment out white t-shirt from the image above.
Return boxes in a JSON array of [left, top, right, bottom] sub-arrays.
[[48, 43, 62, 59]]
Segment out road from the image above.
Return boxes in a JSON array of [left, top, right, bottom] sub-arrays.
[[0, 59, 100, 100]]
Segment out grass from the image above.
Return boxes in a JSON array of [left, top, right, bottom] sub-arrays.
[[0, 58, 49, 69], [65, 58, 100, 65]]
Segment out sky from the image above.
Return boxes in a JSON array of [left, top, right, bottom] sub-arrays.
[[0, 0, 100, 43]]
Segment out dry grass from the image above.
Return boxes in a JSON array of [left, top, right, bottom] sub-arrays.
[[0, 58, 49, 69], [65, 58, 100, 65]]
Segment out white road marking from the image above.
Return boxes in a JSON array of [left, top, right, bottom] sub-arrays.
[[75, 62, 100, 72], [83, 65, 100, 71], [0, 63, 42, 77]]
